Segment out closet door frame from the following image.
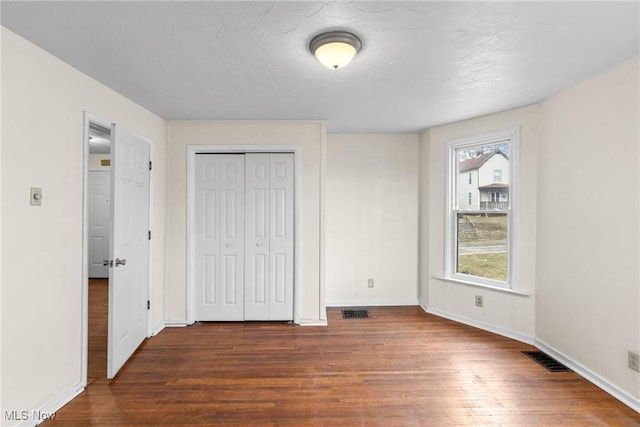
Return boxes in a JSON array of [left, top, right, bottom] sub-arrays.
[[186, 145, 301, 325]]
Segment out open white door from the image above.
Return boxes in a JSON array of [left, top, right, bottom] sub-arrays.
[[107, 124, 150, 379]]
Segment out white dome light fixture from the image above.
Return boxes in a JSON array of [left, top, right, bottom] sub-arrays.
[[309, 31, 362, 70]]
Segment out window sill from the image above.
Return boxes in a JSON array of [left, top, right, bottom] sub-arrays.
[[432, 276, 531, 297]]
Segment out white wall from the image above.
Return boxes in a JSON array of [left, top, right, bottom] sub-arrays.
[[537, 58, 639, 404], [1, 27, 167, 424], [418, 131, 430, 305], [165, 121, 326, 325], [325, 134, 419, 306], [420, 58, 640, 409], [0, 25, 4, 417], [421, 104, 539, 343], [88, 154, 110, 171]]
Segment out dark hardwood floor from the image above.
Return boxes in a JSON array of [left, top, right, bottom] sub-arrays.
[[87, 278, 108, 383], [45, 290, 640, 426]]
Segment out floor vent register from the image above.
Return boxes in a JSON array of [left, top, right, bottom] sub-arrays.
[[341, 309, 370, 319], [522, 351, 572, 372]]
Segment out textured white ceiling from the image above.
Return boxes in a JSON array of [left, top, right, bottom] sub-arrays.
[[2, 1, 638, 133]]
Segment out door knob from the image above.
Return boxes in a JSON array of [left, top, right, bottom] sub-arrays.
[[103, 259, 112, 267], [256, 242, 262, 247], [225, 243, 232, 248], [115, 258, 127, 267]]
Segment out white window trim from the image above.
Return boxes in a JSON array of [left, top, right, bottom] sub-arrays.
[[444, 127, 520, 289], [432, 275, 530, 296]]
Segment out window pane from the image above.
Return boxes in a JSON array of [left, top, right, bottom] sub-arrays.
[[457, 144, 509, 210], [457, 213, 507, 281]]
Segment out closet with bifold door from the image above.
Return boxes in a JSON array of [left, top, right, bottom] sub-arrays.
[[194, 153, 294, 321]]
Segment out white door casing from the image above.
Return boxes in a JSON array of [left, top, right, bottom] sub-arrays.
[[245, 153, 294, 320], [194, 154, 245, 321], [107, 124, 150, 379], [88, 171, 110, 278]]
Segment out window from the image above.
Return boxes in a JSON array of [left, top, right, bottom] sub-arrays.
[[446, 128, 519, 288], [468, 173, 472, 184]]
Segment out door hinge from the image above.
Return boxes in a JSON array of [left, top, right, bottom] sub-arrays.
[[148, 230, 151, 240], [147, 300, 150, 310], [149, 161, 152, 171]]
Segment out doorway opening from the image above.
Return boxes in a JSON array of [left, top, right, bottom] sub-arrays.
[[82, 114, 152, 384], [86, 119, 112, 383]]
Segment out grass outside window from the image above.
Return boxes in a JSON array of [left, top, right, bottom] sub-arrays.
[[456, 212, 508, 282]]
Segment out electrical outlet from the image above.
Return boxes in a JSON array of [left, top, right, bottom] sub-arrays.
[[629, 351, 639, 372], [475, 295, 483, 308], [367, 278, 374, 288]]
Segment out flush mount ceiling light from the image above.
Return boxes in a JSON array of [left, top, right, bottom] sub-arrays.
[[309, 31, 362, 70]]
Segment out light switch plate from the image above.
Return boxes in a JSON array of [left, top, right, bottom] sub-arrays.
[[30, 187, 42, 206]]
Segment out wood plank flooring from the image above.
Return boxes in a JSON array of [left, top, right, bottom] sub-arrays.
[[45, 290, 640, 426], [87, 279, 108, 382]]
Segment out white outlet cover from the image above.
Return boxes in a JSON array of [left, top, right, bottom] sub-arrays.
[[30, 187, 42, 206], [629, 352, 640, 372]]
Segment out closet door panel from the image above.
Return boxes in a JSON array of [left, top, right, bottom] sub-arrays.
[[194, 154, 244, 321], [268, 153, 294, 320], [244, 154, 270, 320], [219, 157, 245, 320]]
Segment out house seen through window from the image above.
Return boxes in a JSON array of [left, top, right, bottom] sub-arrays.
[[447, 129, 519, 287]]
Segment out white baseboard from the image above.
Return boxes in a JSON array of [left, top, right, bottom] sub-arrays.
[[326, 298, 419, 307], [164, 319, 328, 327], [164, 321, 188, 327], [535, 339, 640, 413], [150, 321, 165, 336], [420, 305, 639, 413], [298, 318, 328, 326], [423, 306, 535, 345], [12, 381, 85, 426]]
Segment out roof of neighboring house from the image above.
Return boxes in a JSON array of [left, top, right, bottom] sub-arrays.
[[478, 183, 509, 190], [459, 150, 508, 172]]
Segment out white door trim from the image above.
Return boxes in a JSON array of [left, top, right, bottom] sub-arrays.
[[186, 145, 302, 325]]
